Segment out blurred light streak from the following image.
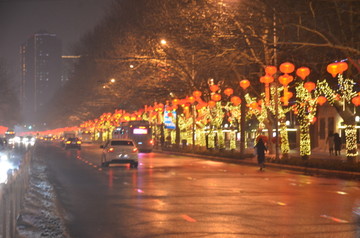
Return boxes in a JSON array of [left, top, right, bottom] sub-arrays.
[[181, 214, 197, 223], [320, 215, 349, 223]]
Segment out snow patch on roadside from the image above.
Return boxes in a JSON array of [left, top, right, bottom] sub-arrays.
[[16, 155, 69, 238]]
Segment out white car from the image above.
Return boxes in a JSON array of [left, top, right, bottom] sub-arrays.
[[100, 139, 139, 168]]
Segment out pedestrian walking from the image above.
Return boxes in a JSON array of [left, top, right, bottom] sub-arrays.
[[254, 138, 268, 171], [326, 132, 334, 155], [334, 133, 342, 156]]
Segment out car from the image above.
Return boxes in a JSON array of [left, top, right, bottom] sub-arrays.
[[100, 139, 138, 168], [64, 137, 82, 150]]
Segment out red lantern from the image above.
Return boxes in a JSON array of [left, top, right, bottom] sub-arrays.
[[158, 103, 164, 109], [193, 90, 202, 98], [317, 96, 327, 106], [230, 96, 241, 106], [249, 102, 259, 109], [327, 63, 339, 78], [260, 75, 274, 105], [260, 75, 274, 84], [279, 62, 295, 74], [208, 100, 216, 107], [296, 67, 310, 80], [338, 62, 348, 74], [304, 82, 316, 92], [278, 74, 293, 86], [278, 74, 294, 106], [239, 79, 250, 90], [172, 99, 179, 105], [224, 88, 234, 96], [211, 93, 221, 102], [196, 102, 207, 109], [265, 66, 277, 76], [187, 96, 195, 104], [352, 96, 360, 106], [285, 91, 293, 99], [280, 91, 293, 103], [210, 85, 219, 92]]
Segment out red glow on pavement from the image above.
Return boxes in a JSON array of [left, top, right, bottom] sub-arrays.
[[181, 214, 197, 223]]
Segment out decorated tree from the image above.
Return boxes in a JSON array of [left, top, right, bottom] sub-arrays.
[[293, 67, 319, 159], [316, 62, 358, 161]]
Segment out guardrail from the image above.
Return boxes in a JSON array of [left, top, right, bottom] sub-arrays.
[[0, 150, 31, 238]]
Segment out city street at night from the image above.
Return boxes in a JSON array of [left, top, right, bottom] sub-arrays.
[[1, 2, 360, 237], [17, 142, 360, 238]]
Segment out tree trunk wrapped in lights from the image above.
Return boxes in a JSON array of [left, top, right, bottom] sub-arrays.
[[294, 83, 318, 159], [224, 102, 241, 151], [229, 130, 236, 150], [208, 101, 225, 150], [299, 124, 311, 157], [208, 130, 215, 149], [344, 125, 357, 159]]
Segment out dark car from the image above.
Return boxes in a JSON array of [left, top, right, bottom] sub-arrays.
[[64, 137, 82, 150]]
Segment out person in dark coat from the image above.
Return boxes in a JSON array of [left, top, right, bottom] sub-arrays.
[[254, 138, 268, 171], [326, 132, 334, 155], [333, 133, 342, 156]]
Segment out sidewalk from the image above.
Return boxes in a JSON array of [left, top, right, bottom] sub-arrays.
[[158, 147, 360, 180], [245, 147, 350, 161], [286, 147, 352, 161]]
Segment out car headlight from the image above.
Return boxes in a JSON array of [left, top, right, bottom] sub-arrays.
[[0, 153, 8, 161]]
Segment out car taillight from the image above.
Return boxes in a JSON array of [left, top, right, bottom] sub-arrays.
[[108, 147, 115, 152], [149, 139, 154, 145], [132, 148, 138, 153]]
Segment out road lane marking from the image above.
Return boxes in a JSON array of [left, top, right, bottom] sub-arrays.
[[320, 215, 349, 223], [181, 214, 197, 223]]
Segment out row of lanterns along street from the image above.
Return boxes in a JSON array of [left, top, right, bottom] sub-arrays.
[[39, 61, 358, 161]]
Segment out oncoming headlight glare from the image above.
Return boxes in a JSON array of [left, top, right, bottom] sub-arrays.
[[0, 153, 9, 161]]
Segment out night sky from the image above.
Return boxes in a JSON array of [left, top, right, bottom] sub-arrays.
[[0, 0, 114, 75]]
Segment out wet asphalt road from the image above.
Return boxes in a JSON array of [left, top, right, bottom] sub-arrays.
[[38, 143, 360, 238]]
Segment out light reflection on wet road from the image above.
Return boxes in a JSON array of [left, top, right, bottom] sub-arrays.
[[44, 144, 360, 238]]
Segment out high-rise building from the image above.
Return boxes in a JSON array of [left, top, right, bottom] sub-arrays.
[[20, 31, 62, 125]]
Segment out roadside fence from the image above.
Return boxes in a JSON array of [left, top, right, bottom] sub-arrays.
[[0, 150, 32, 238]]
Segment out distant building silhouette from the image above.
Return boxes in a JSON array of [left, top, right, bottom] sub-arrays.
[[20, 31, 62, 124], [61, 55, 80, 87]]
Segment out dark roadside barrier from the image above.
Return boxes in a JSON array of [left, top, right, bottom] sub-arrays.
[[0, 150, 31, 238]]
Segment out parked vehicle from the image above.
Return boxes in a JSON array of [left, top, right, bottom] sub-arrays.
[[100, 139, 138, 168], [64, 137, 81, 150]]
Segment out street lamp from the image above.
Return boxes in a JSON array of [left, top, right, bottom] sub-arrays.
[[160, 39, 167, 46]]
